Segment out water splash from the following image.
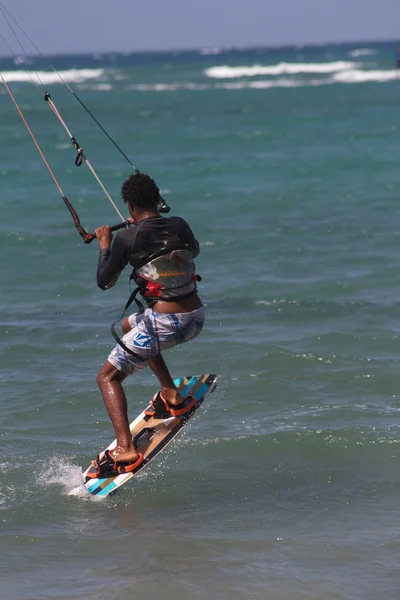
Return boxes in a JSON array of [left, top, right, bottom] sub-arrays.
[[36, 455, 97, 500]]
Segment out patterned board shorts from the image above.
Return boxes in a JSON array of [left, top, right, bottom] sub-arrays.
[[107, 306, 205, 375]]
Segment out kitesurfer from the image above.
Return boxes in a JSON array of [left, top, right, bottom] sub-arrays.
[[91, 172, 204, 476]]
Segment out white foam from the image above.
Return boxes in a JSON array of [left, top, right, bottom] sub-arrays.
[[331, 68, 400, 83], [349, 48, 378, 57], [130, 70, 400, 92], [77, 83, 113, 91], [132, 81, 210, 92], [0, 68, 104, 84], [127, 65, 400, 94], [36, 455, 102, 501], [13, 56, 33, 66], [200, 47, 224, 55], [211, 78, 306, 90], [130, 79, 304, 92], [204, 61, 358, 78]]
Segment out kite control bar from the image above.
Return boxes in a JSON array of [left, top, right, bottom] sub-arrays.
[[83, 220, 131, 244], [82, 198, 170, 244]]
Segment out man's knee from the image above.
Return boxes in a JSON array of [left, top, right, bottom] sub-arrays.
[[97, 362, 126, 387], [96, 369, 106, 388], [96, 366, 111, 389]]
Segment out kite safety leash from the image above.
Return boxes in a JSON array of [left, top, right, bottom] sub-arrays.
[[0, 1, 171, 216], [0, 75, 129, 243], [0, 1, 171, 243], [43, 91, 126, 222]]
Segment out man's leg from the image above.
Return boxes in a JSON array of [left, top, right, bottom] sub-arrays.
[[96, 360, 140, 463], [121, 312, 193, 408], [148, 353, 184, 405], [121, 317, 131, 335]]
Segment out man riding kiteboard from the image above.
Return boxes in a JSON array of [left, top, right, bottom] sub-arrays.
[[90, 172, 204, 478]]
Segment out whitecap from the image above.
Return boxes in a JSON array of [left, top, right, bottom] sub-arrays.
[[219, 78, 310, 90], [331, 68, 400, 84], [13, 56, 33, 66], [0, 68, 105, 84], [204, 61, 358, 78], [200, 47, 224, 55], [349, 48, 378, 57], [131, 79, 305, 93], [132, 82, 210, 92], [77, 83, 113, 91], [129, 68, 400, 94]]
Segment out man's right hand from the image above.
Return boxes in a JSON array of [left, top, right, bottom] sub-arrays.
[[95, 225, 112, 250]]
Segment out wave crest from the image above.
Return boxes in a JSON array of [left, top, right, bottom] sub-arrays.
[[0, 68, 104, 84], [204, 61, 358, 78], [349, 48, 378, 57], [332, 68, 400, 83], [129, 69, 400, 92]]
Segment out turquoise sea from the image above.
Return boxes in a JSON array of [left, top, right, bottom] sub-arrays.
[[2, 40, 400, 599]]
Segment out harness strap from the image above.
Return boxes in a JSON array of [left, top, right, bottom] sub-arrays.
[[110, 287, 146, 358]]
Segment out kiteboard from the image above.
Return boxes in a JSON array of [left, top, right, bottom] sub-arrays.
[[82, 373, 217, 498]]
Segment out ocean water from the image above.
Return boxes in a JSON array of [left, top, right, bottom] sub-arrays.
[[1, 39, 400, 599]]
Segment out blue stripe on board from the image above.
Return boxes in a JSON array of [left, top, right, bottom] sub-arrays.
[[87, 477, 113, 496], [193, 382, 209, 402], [175, 375, 197, 401], [95, 481, 117, 497]]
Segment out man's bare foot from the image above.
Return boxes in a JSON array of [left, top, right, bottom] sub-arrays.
[[144, 391, 196, 419], [87, 448, 144, 479], [92, 446, 140, 468], [109, 446, 140, 463], [160, 388, 184, 406]]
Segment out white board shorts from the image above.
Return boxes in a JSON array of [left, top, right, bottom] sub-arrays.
[[107, 307, 205, 375]]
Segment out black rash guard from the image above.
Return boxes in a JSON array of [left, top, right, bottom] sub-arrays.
[[97, 215, 200, 291]]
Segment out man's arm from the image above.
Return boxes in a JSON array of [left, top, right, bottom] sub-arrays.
[[173, 217, 200, 258], [95, 226, 129, 290], [185, 223, 200, 258], [190, 230, 200, 258]]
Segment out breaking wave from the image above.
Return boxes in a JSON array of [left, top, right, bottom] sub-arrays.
[[331, 68, 400, 83], [348, 48, 378, 57], [0, 68, 104, 84], [204, 61, 358, 78], [130, 69, 400, 92]]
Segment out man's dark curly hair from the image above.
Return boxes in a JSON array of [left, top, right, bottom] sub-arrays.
[[120, 172, 160, 210]]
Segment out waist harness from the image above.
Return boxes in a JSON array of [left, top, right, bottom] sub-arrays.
[[135, 248, 199, 304], [111, 247, 200, 357]]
